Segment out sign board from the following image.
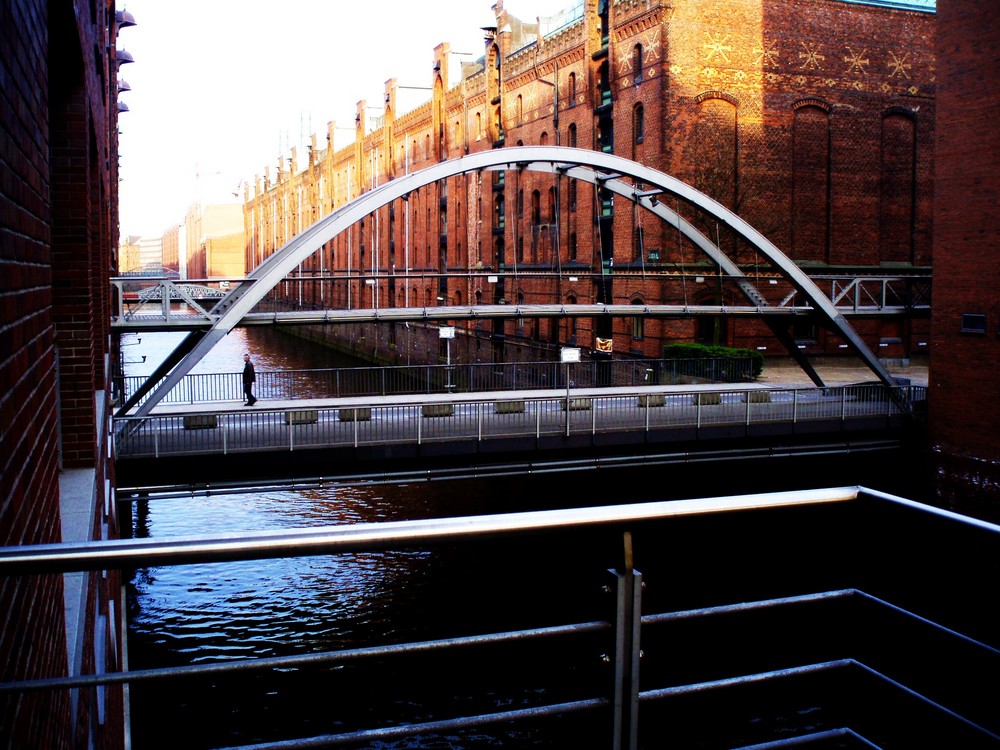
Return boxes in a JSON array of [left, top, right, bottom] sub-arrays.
[[560, 347, 581, 363], [439, 326, 456, 339], [488, 275, 498, 283]]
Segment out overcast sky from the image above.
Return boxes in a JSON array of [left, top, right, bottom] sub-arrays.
[[116, 0, 573, 238]]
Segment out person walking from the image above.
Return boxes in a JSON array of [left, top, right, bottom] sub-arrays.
[[242, 353, 257, 406]]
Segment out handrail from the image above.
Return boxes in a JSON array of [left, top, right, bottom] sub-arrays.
[[0, 487, 860, 574], [111, 383, 924, 460], [3, 486, 1000, 748]]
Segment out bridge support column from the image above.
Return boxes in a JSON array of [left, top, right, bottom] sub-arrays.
[[608, 531, 641, 750]]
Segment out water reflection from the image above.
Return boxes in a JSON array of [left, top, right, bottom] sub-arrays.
[[125, 476, 612, 748]]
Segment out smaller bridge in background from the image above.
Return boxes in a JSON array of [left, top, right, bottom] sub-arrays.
[[113, 380, 925, 487]]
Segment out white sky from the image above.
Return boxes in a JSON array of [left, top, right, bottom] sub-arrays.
[[116, 0, 574, 239]]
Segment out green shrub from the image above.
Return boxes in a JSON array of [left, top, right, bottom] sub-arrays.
[[662, 342, 764, 380]]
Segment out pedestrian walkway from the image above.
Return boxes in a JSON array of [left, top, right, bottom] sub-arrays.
[[758, 356, 928, 388]]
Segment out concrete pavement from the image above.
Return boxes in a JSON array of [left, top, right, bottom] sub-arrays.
[[757, 356, 928, 388]]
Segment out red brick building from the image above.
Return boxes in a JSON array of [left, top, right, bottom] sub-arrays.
[[929, 0, 1000, 517], [0, 1, 125, 746], [246, 0, 934, 367]]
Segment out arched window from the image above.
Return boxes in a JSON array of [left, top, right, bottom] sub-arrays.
[[631, 299, 645, 340], [633, 103, 645, 145], [791, 102, 831, 261], [568, 72, 577, 105], [568, 180, 577, 212], [633, 44, 644, 83], [548, 187, 556, 223], [568, 123, 577, 147], [540, 131, 549, 145], [494, 192, 506, 229], [517, 95, 523, 124], [476, 112, 483, 140], [531, 190, 541, 224]]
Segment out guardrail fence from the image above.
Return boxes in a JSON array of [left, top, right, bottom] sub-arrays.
[[116, 357, 758, 407], [112, 383, 925, 460], [1, 487, 997, 748]]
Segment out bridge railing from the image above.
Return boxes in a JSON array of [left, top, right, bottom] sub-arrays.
[[1, 486, 997, 748], [112, 383, 925, 460], [117, 357, 758, 407]]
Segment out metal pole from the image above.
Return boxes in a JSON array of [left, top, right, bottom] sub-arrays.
[[565, 362, 571, 437]]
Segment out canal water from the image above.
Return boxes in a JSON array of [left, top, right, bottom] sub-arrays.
[[121, 328, 931, 748]]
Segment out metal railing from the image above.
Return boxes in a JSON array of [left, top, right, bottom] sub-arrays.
[[112, 383, 925, 459], [1, 486, 998, 748], [117, 357, 758, 406]]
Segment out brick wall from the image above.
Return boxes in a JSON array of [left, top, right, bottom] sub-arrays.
[[1, 0, 123, 745], [244, 0, 933, 364], [929, 0, 1000, 513]]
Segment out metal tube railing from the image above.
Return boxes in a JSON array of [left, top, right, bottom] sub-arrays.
[[112, 384, 922, 460], [0, 487, 862, 575], [2, 486, 999, 748], [117, 357, 760, 406]]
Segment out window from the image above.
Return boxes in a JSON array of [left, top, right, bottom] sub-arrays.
[[531, 190, 541, 224], [961, 313, 987, 333], [568, 123, 577, 147], [517, 95, 523, 124], [631, 300, 645, 340], [568, 72, 576, 105], [633, 44, 643, 83], [568, 180, 577, 212], [569, 232, 578, 260], [633, 103, 645, 145]]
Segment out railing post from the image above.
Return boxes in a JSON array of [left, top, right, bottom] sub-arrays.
[[792, 389, 798, 426], [607, 531, 641, 750]]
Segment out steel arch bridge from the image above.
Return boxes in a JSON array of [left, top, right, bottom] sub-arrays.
[[121, 146, 896, 418]]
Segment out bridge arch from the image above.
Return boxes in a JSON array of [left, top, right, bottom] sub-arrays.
[[128, 146, 893, 417]]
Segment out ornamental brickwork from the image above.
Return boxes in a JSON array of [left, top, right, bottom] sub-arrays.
[[245, 0, 934, 364]]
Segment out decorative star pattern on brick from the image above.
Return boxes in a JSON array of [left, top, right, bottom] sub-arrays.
[[798, 41, 825, 70]]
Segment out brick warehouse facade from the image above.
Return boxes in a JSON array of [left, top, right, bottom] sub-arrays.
[[1, 1, 125, 747], [245, 0, 934, 368], [929, 0, 1000, 517]]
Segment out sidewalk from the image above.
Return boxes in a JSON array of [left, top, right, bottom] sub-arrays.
[[757, 356, 928, 388]]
